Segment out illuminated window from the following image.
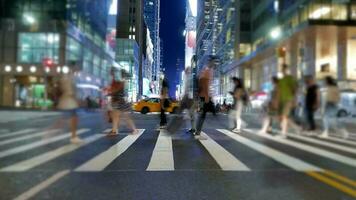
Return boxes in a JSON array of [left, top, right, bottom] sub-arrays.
[[66, 37, 81, 62], [18, 33, 60, 64], [331, 4, 347, 20], [351, 4, 356, 20]]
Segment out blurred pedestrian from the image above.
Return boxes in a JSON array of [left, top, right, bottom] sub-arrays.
[[259, 76, 280, 134], [304, 75, 320, 132], [160, 76, 169, 129], [181, 67, 196, 133], [321, 76, 349, 138], [57, 68, 83, 144], [167, 67, 195, 134], [107, 69, 137, 136], [278, 64, 301, 138], [195, 56, 216, 140], [229, 77, 247, 133]]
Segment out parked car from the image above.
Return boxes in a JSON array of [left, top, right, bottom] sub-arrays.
[[132, 98, 179, 114], [320, 89, 356, 118], [337, 91, 356, 117]]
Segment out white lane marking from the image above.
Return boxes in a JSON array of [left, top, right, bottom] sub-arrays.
[[0, 132, 107, 172], [217, 129, 322, 171], [75, 129, 145, 172], [147, 130, 174, 171], [200, 132, 250, 171], [0, 129, 36, 139], [0, 129, 59, 146], [244, 129, 356, 168], [0, 129, 89, 159], [318, 135, 356, 147], [13, 170, 70, 200], [288, 134, 356, 155]]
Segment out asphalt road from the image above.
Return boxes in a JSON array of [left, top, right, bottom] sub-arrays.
[[0, 111, 355, 200]]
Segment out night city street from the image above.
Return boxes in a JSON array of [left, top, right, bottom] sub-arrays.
[[2, 0, 356, 199]]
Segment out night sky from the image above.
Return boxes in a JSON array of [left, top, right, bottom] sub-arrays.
[[160, 0, 186, 98]]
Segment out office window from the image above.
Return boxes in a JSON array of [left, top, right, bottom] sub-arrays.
[[18, 33, 60, 64], [331, 4, 347, 20], [351, 4, 356, 20], [309, 3, 331, 20], [66, 37, 81, 62], [93, 55, 100, 77], [83, 49, 93, 73]]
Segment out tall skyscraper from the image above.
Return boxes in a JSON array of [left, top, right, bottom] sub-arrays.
[[116, 0, 145, 100], [0, 0, 114, 108], [144, 0, 161, 82]]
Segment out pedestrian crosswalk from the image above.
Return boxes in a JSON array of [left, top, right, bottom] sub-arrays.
[[1, 127, 356, 197], [0, 128, 355, 173]]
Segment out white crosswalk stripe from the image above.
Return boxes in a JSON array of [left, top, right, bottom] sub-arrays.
[[0, 129, 89, 159], [199, 132, 250, 171], [0, 132, 107, 172], [217, 129, 322, 171], [317, 135, 356, 147], [287, 134, 356, 155], [0, 129, 60, 146], [244, 129, 356, 168], [0, 129, 36, 139], [75, 129, 145, 172], [0, 127, 355, 173], [147, 130, 174, 171]]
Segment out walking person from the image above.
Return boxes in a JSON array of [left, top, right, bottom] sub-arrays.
[[229, 77, 247, 134], [57, 68, 83, 144], [181, 67, 196, 133], [277, 64, 301, 138], [160, 77, 169, 129], [195, 56, 216, 140], [259, 76, 280, 134], [304, 75, 320, 132], [167, 67, 196, 134], [321, 76, 349, 138], [107, 69, 137, 136]]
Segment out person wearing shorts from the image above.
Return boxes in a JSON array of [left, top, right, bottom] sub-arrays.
[[278, 64, 300, 137]]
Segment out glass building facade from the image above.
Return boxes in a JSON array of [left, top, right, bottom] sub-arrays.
[[0, 0, 114, 108], [144, 0, 161, 81]]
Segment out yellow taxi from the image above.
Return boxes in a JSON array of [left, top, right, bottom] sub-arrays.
[[132, 97, 179, 114]]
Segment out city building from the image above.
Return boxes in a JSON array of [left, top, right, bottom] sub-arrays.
[[0, 0, 114, 108], [116, 0, 145, 101], [196, 0, 218, 71], [233, 0, 356, 93], [185, 0, 197, 69], [197, 0, 356, 102], [144, 0, 161, 82], [143, 28, 154, 96]]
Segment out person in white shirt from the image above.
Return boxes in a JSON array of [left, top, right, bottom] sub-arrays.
[[321, 76, 349, 138]]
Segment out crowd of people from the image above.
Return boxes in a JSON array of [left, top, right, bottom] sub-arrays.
[[54, 56, 350, 143]]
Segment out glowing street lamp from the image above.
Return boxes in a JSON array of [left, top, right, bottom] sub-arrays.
[[23, 13, 36, 24], [270, 27, 281, 39]]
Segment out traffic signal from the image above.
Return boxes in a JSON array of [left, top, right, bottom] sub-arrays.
[[42, 58, 54, 67], [277, 47, 286, 57]]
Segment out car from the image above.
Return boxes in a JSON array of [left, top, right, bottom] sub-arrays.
[[132, 97, 179, 114], [320, 89, 356, 118], [337, 91, 356, 117]]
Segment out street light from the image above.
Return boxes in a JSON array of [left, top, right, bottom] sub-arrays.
[[23, 13, 36, 24], [16, 66, 23, 72], [270, 27, 281, 39], [4, 65, 11, 72], [30, 66, 37, 73]]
